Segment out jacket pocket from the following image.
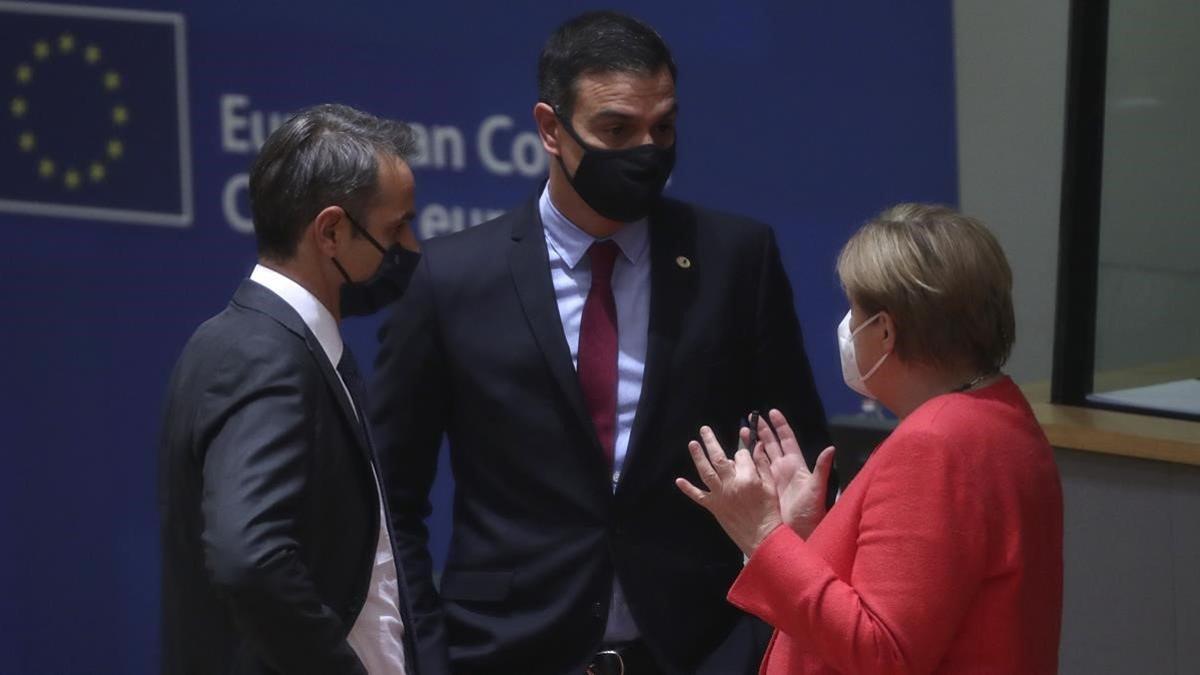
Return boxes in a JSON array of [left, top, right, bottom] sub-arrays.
[[438, 569, 514, 602]]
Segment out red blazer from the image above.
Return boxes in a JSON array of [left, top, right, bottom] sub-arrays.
[[728, 377, 1063, 674]]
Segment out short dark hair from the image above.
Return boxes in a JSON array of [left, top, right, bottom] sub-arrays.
[[248, 103, 416, 261], [538, 11, 677, 120]]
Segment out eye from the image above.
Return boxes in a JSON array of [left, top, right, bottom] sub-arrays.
[[606, 125, 627, 138]]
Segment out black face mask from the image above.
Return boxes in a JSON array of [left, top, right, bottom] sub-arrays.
[[332, 211, 421, 317], [556, 113, 676, 223]]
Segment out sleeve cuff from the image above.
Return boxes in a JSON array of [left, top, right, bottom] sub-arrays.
[[727, 524, 829, 628]]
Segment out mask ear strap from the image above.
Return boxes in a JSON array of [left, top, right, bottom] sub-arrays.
[[850, 311, 883, 338], [847, 310, 889, 382], [859, 351, 889, 382], [551, 130, 585, 189], [548, 108, 588, 186], [554, 152, 579, 185], [361, 230, 388, 256], [553, 108, 593, 151], [340, 207, 388, 255], [331, 257, 353, 284]]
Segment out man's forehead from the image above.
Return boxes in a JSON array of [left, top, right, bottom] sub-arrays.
[[377, 154, 414, 184], [574, 69, 676, 112], [372, 155, 415, 207]]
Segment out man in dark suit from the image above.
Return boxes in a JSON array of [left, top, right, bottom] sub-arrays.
[[159, 104, 422, 674], [371, 11, 830, 675]]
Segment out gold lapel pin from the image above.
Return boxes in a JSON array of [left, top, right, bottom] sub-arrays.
[[676, 255, 692, 269]]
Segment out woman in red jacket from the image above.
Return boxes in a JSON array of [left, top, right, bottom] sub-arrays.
[[678, 204, 1063, 674]]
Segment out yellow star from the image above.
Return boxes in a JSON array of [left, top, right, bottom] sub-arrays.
[[90, 162, 106, 182], [112, 105, 129, 126], [10, 97, 28, 118], [39, 157, 55, 178], [33, 40, 50, 60], [59, 33, 76, 54], [103, 70, 121, 91], [107, 139, 124, 159], [16, 63, 33, 84], [18, 131, 35, 152], [64, 168, 82, 190], [85, 45, 102, 65]]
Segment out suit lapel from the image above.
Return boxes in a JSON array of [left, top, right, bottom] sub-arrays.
[[307, 337, 373, 459], [233, 280, 372, 461], [619, 203, 697, 491], [233, 280, 418, 662], [507, 198, 606, 460]]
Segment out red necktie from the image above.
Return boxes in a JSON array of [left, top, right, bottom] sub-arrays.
[[578, 240, 620, 468]]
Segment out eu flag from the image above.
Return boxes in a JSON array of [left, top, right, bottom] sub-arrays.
[[0, 1, 191, 227]]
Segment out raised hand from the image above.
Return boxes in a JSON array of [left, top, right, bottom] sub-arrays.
[[676, 425, 783, 557], [754, 409, 835, 540]]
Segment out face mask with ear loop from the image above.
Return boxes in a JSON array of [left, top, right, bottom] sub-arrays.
[[838, 310, 890, 398], [553, 109, 676, 223], [331, 209, 421, 317]]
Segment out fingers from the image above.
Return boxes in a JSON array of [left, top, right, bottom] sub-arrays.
[[732, 446, 755, 474], [814, 446, 836, 473], [687, 440, 722, 491], [752, 440, 768, 467], [812, 446, 836, 502], [757, 415, 784, 462], [699, 426, 732, 479], [752, 442, 775, 485], [806, 444, 835, 502], [675, 477, 709, 506], [768, 409, 803, 457]]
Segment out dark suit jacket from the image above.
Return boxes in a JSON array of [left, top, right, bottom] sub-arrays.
[[159, 280, 419, 674], [371, 196, 829, 675]]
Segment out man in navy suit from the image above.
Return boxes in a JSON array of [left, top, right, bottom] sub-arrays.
[[372, 12, 830, 675], [160, 104, 422, 674]]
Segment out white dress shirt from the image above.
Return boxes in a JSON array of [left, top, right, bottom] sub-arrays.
[[539, 188, 649, 642], [249, 265, 407, 674]]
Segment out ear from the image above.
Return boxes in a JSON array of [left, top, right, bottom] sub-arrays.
[[533, 102, 561, 156], [877, 311, 897, 353], [310, 205, 346, 258]]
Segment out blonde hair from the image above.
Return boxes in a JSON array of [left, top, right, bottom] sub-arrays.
[[836, 203, 1015, 373]]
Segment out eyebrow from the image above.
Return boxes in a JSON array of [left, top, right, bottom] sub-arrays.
[[589, 102, 680, 123], [590, 109, 634, 123]]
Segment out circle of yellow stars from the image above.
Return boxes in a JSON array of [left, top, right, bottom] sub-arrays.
[[11, 32, 128, 191]]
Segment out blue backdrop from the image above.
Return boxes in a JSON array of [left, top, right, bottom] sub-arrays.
[[0, 1, 957, 671]]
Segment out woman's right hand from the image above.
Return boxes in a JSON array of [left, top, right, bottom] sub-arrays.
[[755, 409, 836, 540]]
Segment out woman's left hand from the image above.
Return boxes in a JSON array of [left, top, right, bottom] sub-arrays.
[[756, 409, 836, 540], [676, 425, 782, 558]]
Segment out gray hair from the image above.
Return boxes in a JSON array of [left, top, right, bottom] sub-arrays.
[[248, 103, 417, 260]]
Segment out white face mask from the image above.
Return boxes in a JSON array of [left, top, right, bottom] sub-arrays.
[[839, 310, 890, 398]]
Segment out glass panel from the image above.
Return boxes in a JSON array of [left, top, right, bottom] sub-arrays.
[[1090, 0, 1200, 418]]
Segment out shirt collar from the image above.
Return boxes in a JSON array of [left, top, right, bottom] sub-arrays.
[[539, 184, 649, 270], [249, 264, 343, 367]]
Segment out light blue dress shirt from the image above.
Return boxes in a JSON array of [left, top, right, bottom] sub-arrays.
[[539, 186, 649, 642]]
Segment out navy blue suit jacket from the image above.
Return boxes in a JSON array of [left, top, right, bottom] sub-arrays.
[[371, 197, 829, 674], [160, 280, 420, 674]]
